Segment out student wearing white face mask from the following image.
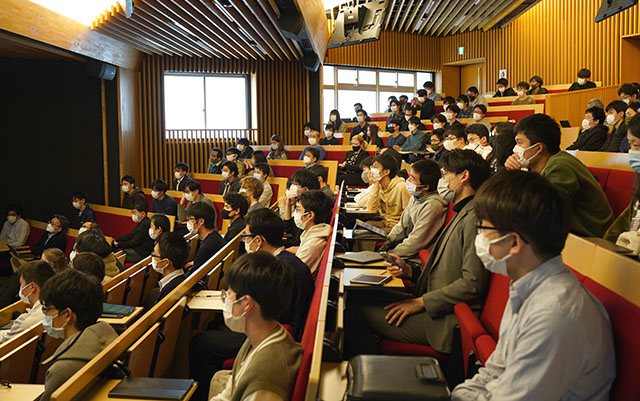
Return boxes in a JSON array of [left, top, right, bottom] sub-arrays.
[[416, 89, 436, 120], [455, 94, 473, 118], [0, 204, 29, 247], [120, 174, 146, 209], [71, 191, 95, 229], [600, 100, 628, 152], [172, 162, 192, 192], [504, 114, 613, 237], [150, 232, 188, 304], [452, 170, 615, 401], [320, 125, 340, 145], [468, 104, 492, 132], [567, 106, 608, 151], [236, 138, 254, 160], [148, 214, 170, 241], [511, 82, 536, 105], [150, 179, 177, 217], [218, 161, 241, 196], [568, 68, 597, 91], [279, 169, 320, 246], [443, 124, 467, 152], [398, 116, 427, 153], [266, 135, 288, 160], [206, 252, 301, 401], [464, 125, 493, 160], [299, 130, 327, 161], [351, 109, 371, 137], [423, 81, 441, 101], [184, 202, 224, 276], [302, 147, 326, 179], [326, 109, 347, 134], [225, 147, 245, 177], [387, 99, 405, 125], [252, 163, 274, 207], [493, 78, 516, 97], [31, 215, 69, 258], [113, 202, 154, 264], [430, 113, 447, 131], [178, 180, 214, 222]]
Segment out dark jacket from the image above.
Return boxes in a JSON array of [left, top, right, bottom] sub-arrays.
[[320, 137, 340, 145], [188, 231, 225, 275], [340, 150, 369, 174], [493, 87, 517, 97], [567, 125, 608, 151], [152, 195, 178, 216], [275, 250, 314, 340], [32, 231, 67, 258], [420, 99, 436, 120], [219, 177, 241, 196], [76, 206, 95, 228], [527, 87, 548, 95], [173, 175, 193, 192], [156, 273, 187, 302], [224, 217, 246, 244], [239, 146, 254, 160], [401, 121, 426, 131], [122, 187, 147, 209], [568, 81, 597, 91], [351, 123, 369, 138], [208, 161, 224, 174], [115, 216, 154, 258], [600, 123, 627, 152]]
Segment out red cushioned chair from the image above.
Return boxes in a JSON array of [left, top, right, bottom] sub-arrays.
[[270, 165, 301, 179], [587, 167, 611, 190], [582, 278, 640, 401], [474, 334, 497, 366], [603, 170, 635, 218]]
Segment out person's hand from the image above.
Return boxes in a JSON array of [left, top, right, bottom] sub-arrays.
[[384, 254, 412, 278], [339, 162, 346, 168], [286, 246, 299, 253], [393, 145, 401, 151], [185, 261, 194, 268], [278, 195, 287, 208], [286, 195, 297, 206], [384, 298, 424, 326], [113, 241, 118, 247], [504, 154, 522, 171], [368, 170, 379, 185]]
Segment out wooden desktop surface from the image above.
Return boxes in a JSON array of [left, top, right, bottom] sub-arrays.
[[99, 306, 144, 330], [0, 384, 44, 401], [341, 268, 404, 288], [187, 290, 224, 311], [318, 362, 349, 401], [84, 379, 197, 401]]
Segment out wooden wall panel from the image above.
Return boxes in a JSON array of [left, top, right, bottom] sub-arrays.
[[139, 54, 309, 185], [118, 67, 141, 184], [546, 85, 620, 128]]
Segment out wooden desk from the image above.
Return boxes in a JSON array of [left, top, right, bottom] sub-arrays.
[[0, 383, 44, 401], [99, 307, 144, 333], [84, 379, 197, 401], [0, 238, 8, 252], [186, 291, 224, 311], [341, 268, 404, 288], [318, 362, 348, 401]]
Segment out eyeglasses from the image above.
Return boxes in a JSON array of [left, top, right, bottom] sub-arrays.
[[42, 305, 60, 315], [48, 220, 61, 229], [150, 253, 162, 259], [475, 222, 529, 243]]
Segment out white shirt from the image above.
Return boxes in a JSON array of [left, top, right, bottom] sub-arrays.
[[158, 269, 184, 290], [0, 218, 30, 247], [452, 256, 615, 401], [0, 300, 43, 344]]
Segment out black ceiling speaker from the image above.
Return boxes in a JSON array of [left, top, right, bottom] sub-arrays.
[[277, 6, 321, 72], [85, 60, 117, 81]]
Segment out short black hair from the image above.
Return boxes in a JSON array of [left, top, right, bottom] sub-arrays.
[[72, 192, 88, 202], [133, 202, 147, 213], [493, 121, 515, 136], [389, 99, 401, 107], [291, 168, 320, 190], [447, 105, 460, 116], [223, 192, 249, 217], [221, 161, 239, 176], [475, 170, 570, 258], [514, 114, 561, 154], [185, 180, 202, 193], [577, 68, 591, 78], [530, 75, 543, 85], [627, 113, 640, 139], [442, 96, 456, 105], [157, 232, 188, 270], [606, 100, 628, 114], [432, 114, 447, 124], [52, 214, 70, 233], [73, 252, 105, 282], [298, 190, 332, 224], [411, 159, 440, 191], [389, 118, 403, 127], [306, 147, 320, 161], [246, 208, 284, 247], [467, 86, 479, 94], [379, 148, 402, 171], [628, 101, 640, 112], [586, 106, 606, 125], [423, 81, 435, 89], [152, 179, 168, 192], [40, 269, 103, 330], [303, 122, 316, 130], [430, 128, 445, 141], [227, 147, 241, 155], [448, 124, 466, 140], [441, 149, 490, 190], [360, 156, 375, 169], [252, 151, 267, 164], [316, 165, 328, 183], [175, 162, 189, 172], [466, 123, 489, 138], [516, 81, 530, 90], [417, 89, 428, 97], [493, 128, 517, 166], [186, 202, 216, 229], [254, 162, 270, 177], [496, 78, 508, 86], [456, 94, 469, 104], [354, 102, 363, 108], [374, 153, 398, 179], [211, 147, 223, 158], [408, 116, 421, 125], [357, 109, 368, 116], [121, 175, 135, 184], [75, 231, 111, 258], [619, 83, 638, 97], [399, 95, 408, 101], [6, 204, 23, 216], [238, 138, 250, 146], [474, 104, 487, 114], [151, 214, 171, 233], [406, 106, 419, 116], [226, 251, 293, 321], [20, 260, 55, 289]]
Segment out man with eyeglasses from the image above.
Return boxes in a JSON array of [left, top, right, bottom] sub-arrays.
[[345, 149, 491, 356], [32, 214, 70, 258]]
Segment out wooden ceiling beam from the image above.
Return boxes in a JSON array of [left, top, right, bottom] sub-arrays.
[[93, 24, 162, 55], [390, 0, 407, 30], [456, 0, 497, 34], [421, 0, 449, 34], [437, 0, 475, 36], [481, 0, 529, 31], [428, 1, 457, 35], [257, 0, 301, 58], [384, 0, 397, 29], [468, 0, 511, 31], [404, 0, 425, 32]]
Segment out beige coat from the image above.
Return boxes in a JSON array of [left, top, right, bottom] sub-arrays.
[[367, 176, 412, 229]]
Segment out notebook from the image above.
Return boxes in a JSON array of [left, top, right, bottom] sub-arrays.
[[336, 251, 384, 264], [108, 377, 196, 400]]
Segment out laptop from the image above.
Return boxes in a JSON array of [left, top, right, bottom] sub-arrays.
[[560, 120, 571, 128], [355, 219, 387, 238], [336, 251, 385, 264]]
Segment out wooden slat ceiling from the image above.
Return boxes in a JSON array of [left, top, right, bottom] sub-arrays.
[[92, 0, 301, 61], [381, 0, 540, 36]]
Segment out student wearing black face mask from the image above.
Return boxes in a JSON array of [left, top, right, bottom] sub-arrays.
[[222, 192, 249, 245], [337, 134, 370, 186]]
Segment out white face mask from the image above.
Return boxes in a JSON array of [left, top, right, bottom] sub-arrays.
[[516, 90, 524, 97], [149, 227, 158, 240], [512, 143, 539, 169], [606, 114, 617, 126], [418, 96, 427, 102], [223, 295, 247, 333], [151, 257, 165, 274], [303, 156, 312, 165], [357, 116, 365, 123], [253, 172, 263, 181], [239, 188, 247, 194], [405, 180, 423, 197], [185, 192, 195, 202], [361, 170, 370, 184], [325, 131, 333, 138], [582, 119, 592, 131], [72, 201, 81, 210], [473, 113, 482, 121], [308, 137, 317, 146], [391, 106, 398, 112], [286, 184, 300, 198], [456, 102, 465, 110], [304, 129, 311, 137], [187, 220, 196, 234], [19, 282, 33, 305], [244, 236, 259, 253], [174, 171, 182, 180], [42, 313, 66, 339], [121, 184, 130, 193], [464, 142, 481, 151], [408, 124, 417, 132], [226, 154, 236, 162], [7, 215, 17, 224], [405, 115, 411, 122], [330, 115, 337, 122], [370, 167, 384, 181], [69, 250, 77, 262], [293, 210, 309, 230], [78, 227, 88, 235], [132, 213, 141, 223], [46, 223, 56, 233], [221, 171, 230, 180], [433, 122, 442, 130], [151, 190, 160, 199], [437, 176, 458, 203], [443, 139, 456, 151], [474, 232, 513, 276], [445, 112, 454, 121], [578, 78, 586, 85], [498, 87, 506, 93], [623, 98, 631, 105]]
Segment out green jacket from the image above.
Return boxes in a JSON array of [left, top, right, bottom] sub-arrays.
[[542, 151, 613, 238]]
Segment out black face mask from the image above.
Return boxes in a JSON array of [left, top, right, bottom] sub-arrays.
[[468, 94, 476, 101], [221, 209, 231, 220], [352, 145, 360, 152]]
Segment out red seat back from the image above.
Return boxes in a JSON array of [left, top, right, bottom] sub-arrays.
[[603, 170, 635, 218], [199, 178, 221, 194], [270, 165, 302, 179], [587, 167, 611, 190], [583, 278, 640, 401], [288, 150, 303, 160], [478, 274, 510, 340], [485, 108, 536, 122], [93, 210, 137, 238], [445, 203, 457, 225], [212, 200, 225, 231], [27, 226, 46, 247]]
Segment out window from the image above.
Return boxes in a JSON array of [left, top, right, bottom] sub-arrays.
[[322, 66, 435, 120], [164, 73, 250, 132]]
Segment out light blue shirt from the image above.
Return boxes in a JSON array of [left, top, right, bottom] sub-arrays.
[[452, 255, 615, 401]]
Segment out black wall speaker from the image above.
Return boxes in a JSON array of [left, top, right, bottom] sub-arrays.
[[85, 60, 117, 81]]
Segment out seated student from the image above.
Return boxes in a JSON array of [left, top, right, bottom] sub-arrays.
[[120, 175, 147, 209], [387, 99, 405, 126], [494, 78, 516, 97], [321, 125, 340, 145], [237, 138, 254, 160], [71, 192, 95, 229], [431, 113, 447, 130], [381, 160, 447, 259], [207, 252, 301, 401], [351, 109, 371, 137], [225, 147, 245, 176], [173, 162, 193, 192], [337, 134, 369, 186], [444, 104, 463, 128], [240, 176, 265, 215], [441, 95, 456, 113], [423, 81, 441, 101], [327, 109, 347, 134], [279, 169, 321, 245], [456, 95, 474, 118], [469, 104, 492, 132], [528, 75, 548, 94], [299, 130, 327, 161], [587, 98, 605, 110], [488, 124, 516, 174], [569, 68, 597, 91], [0, 261, 54, 344], [352, 103, 370, 122], [402, 106, 427, 131], [178, 180, 214, 222], [208, 147, 224, 174], [345, 149, 491, 356], [42, 248, 67, 274], [185, 202, 225, 275], [466, 86, 488, 108], [242, 150, 271, 177], [302, 122, 315, 143], [222, 192, 249, 243], [619, 82, 639, 105], [443, 124, 468, 151], [252, 162, 273, 207], [148, 214, 171, 241], [385, 95, 398, 112], [74, 231, 120, 278], [397, 117, 426, 153], [71, 252, 106, 284], [189, 211, 312, 401], [426, 129, 448, 163], [151, 179, 178, 216], [599, 100, 628, 152], [567, 106, 608, 151], [32, 215, 70, 257], [512, 82, 536, 105], [505, 114, 613, 237], [619, 101, 640, 152], [387, 118, 407, 148], [354, 156, 375, 207], [416, 90, 436, 121], [152, 232, 188, 302], [364, 124, 384, 150], [1, 204, 30, 246], [114, 202, 154, 264], [302, 147, 327, 178], [399, 95, 410, 112], [451, 170, 615, 401], [316, 165, 336, 204], [464, 124, 493, 160], [218, 161, 242, 196], [288, 190, 332, 277], [267, 135, 288, 160], [39, 269, 118, 401]]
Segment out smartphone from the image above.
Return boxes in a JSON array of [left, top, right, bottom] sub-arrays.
[[379, 252, 398, 266]]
